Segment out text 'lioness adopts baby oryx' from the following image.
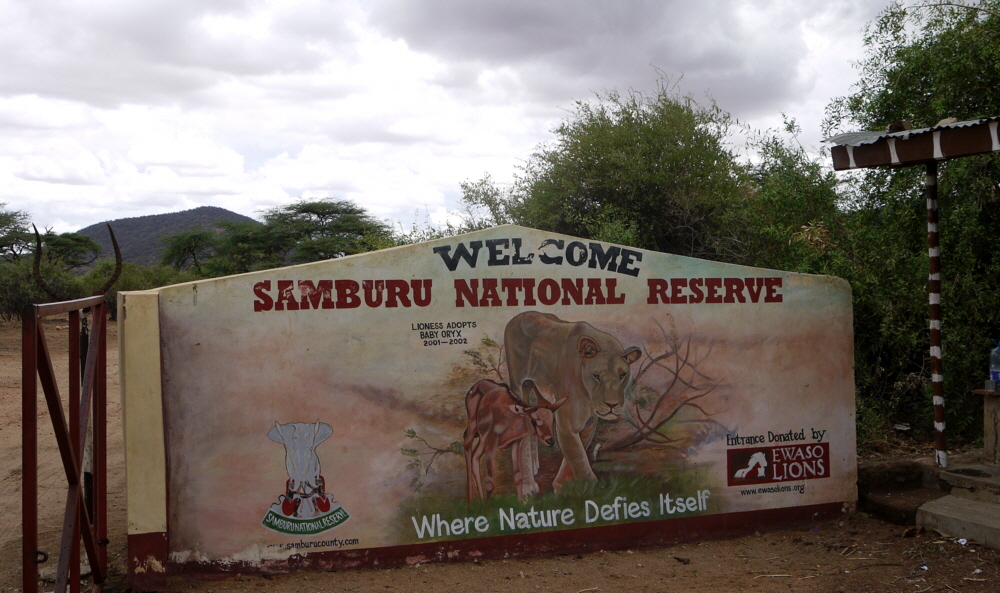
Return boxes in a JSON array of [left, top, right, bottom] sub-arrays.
[[504, 311, 641, 494]]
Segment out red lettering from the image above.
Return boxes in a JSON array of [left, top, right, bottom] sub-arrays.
[[253, 281, 273, 312], [363, 280, 384, 307], [479, 278, 502, 307], [764, 277, 783, 302], [745, 278, 763, 302], [501, 278, 523, 306], [705, 278, 722, 303], [585, 278, 607, 305], [647, 278, 669, 304], [689, 278, 704, 303], [522, 278, 537, 306], [538, 279, 559, 305], [386, 279, 411, 307], [335, 280, 360, 308], [671, 278, 687, 304], [274, 280, 300, 311], [411, 279, 432, 307], [561, 278, 583, 305], [298, 280, 334, 310], [454, 279, 479, 307], [723, 278, 745, 303], [605, 278, 625, 304]]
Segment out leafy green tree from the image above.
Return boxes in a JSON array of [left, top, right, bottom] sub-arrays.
[[39, 231, 103, 269], [735, 123, 844, 273], [0, 203, 31, 263], [201, 221, 284, 275], [0, 258, 85, 320], [461, 82, 747, 258], [261, 199, 393, 262], [161, 228, 216, 275], [824, 0, 1000, 441], [162, 199, 394, 276]]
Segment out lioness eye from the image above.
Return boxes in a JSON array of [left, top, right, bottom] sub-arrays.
[[592, 373, 601, 383], [619, 371, 627, 379]]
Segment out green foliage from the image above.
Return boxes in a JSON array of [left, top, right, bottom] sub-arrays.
[[39, 231, 103, 269], [0, 258, 84, 321], [825, 0, 1000, 134], [0, 203, 31, 263], [461, 82, 746, 259], [160, 228, 216, 274], [261, 199, 393, 262], [161, 199, 396, 276], [735, 127, 843, 273], [77, 206, 257, 267], [822, 1, 1000, 441], [81, 260, 199, 319]]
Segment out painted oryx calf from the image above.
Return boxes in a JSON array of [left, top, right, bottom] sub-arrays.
[[463, 379, 567, 502]]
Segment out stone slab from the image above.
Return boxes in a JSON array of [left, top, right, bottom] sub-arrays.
[[939, 464, 1000, 504], [857, 460, 924, 493], [917, 495, 1000, 550], [860, 488, 946, 526]]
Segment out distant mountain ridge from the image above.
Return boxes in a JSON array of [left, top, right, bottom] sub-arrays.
[[77, 206, 257, 267]]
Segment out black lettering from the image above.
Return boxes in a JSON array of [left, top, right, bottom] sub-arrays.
[[538, 239, 564, 265], [565, 241, 587, 266], [433, 241, 483, 271], [512, 238, 534, 264], [486, 239, 510, 266], [588, 243, 621, 271], [617, 248, 642, 276]]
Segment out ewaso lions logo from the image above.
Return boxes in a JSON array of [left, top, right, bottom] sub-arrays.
[[262, 421, 350, 536]]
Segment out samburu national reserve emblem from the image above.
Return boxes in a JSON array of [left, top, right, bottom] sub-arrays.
[[261, 420, 350, 536]]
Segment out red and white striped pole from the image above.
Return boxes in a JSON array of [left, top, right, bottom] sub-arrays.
[[926, 161, 946, 468]]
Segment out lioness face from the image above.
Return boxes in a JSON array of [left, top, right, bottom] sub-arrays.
[[578, 336, 642, 421]]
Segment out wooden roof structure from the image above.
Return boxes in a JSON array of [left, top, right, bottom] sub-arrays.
[[826, 116, 1000, 170], [825, 115, 1000, 468]]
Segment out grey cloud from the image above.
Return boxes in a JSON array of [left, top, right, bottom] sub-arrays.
[[368, 0, 887, 117], [1, 0, 358, 107]]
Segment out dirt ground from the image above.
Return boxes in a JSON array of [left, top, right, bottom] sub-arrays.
[[2, 316, 998, 593]]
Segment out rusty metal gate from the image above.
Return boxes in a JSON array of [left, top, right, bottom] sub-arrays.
[[22, 294, 108, 593]]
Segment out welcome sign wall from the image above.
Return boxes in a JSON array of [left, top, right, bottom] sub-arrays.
[[119, 225, 856, 589]]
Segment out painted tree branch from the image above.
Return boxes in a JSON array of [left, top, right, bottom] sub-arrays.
[[608, 320, 728, 451]]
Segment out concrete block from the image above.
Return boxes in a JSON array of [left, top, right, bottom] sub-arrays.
[[939, 464, 1000, 504], [917, 495, 1000, 550], [860, 488, 946, 525]]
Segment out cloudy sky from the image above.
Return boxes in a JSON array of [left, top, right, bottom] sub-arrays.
[[1, 0, 892, 233]]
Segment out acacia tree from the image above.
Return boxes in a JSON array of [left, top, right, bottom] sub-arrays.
[[823, 0, 1000, 441], [39, 231, 103, 269], [262, 199, 393, 262], [161, 228, 216, 275], [161, 199, 394, 276]]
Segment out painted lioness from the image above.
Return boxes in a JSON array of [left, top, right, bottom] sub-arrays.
[[504, 311, 641, 494]]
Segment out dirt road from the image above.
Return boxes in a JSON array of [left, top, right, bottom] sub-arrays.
[[2, 317, 997, 592]]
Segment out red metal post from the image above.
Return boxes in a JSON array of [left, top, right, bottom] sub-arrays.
[[95, 296, 109, 571], [927, 161, 947, 468], [69, 310, 81, 592], [22, 306, 39, 592], [22, 294, 110, 592]]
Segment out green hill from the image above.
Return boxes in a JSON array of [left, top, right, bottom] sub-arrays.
[[77, 206, 257, 266]]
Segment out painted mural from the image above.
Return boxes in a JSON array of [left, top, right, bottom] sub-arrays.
[[154, 225, 855, 564]]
